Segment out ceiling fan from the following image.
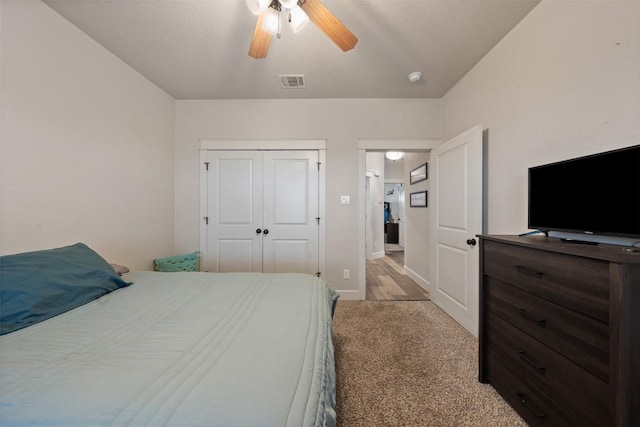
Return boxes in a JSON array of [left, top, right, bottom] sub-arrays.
[[246, 0, 358, 59]]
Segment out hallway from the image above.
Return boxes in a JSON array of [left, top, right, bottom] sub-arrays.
[[366, 250, 430, 301]]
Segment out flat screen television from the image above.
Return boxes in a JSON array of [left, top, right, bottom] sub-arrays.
[[528, 144, 640, 239]]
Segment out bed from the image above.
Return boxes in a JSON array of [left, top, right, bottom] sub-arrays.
[[0, 243, 338, 426]]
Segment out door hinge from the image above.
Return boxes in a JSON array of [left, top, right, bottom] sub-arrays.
[[204, 162, 209, 171], [204, 216, 209, 225], [315, 217, 320, 224], [316, 272, 321, 277]]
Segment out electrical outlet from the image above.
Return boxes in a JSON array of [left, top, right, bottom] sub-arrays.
[[343, 269, 350, 279], [340, 196, 350, 205]]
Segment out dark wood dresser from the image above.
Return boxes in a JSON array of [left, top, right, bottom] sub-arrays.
[[478, 235, 640, 426]]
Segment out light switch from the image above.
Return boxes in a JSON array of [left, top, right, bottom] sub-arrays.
[[340, 196, 351, 205]]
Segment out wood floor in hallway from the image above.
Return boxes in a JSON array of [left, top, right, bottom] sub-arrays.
[[366, 251, 430, 301]]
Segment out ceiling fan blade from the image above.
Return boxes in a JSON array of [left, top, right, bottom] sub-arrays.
[[248, 12, 271, 59], [300, 0, 358, 52]]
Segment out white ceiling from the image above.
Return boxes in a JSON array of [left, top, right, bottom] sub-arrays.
[[42, 0, 541, 100]]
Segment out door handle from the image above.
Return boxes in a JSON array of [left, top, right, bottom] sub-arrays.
[[466, 238, 477, 246], [256, 229, 262, 234], [263, 229, 269, 235]]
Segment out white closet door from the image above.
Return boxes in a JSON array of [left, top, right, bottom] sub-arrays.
[[262, 151, 319, 274], [203, 151, 263, 272], [201, 150, 319, 274]]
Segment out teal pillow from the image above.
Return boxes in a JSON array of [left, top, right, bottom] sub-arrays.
[[153, 252, 199, 272], [0, 243, 131, 335]]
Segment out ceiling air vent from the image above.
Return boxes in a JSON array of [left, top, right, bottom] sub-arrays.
[[279, 74, 306, 89]]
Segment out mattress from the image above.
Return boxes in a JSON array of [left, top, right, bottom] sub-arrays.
[[0, 271, 338, 426]]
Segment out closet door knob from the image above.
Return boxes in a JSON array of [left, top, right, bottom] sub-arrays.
[[256, 229, 262, 234], [466, 238, 477, 246], [263, 229, 269, 235]]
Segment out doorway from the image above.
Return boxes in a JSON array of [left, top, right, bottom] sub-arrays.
[[363, 150, 431, 301], [384, 182, 404, 251], [357, 128, 484, 335], [358, 140, 442, 300]]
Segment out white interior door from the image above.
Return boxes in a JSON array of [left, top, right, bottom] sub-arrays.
[[429, 125, 483, 336], [201, 150, 319, 274], [202, 151, 263, 272], [262, 151, 319, 274]]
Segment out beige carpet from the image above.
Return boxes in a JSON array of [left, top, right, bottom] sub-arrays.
[[333, 300, 527, 427]]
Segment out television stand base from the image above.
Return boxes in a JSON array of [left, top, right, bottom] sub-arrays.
[[560, 238, 599, 245]]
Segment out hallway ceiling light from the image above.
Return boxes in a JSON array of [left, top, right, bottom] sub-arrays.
[[385, 152, 404, 161]]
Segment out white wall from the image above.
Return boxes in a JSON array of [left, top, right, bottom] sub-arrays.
[[384, 156, 404, 180], [1, 1, 176, 269], [403, 152, 430, 289], [443, 0, 640, 235], [175, 99, 442, 292]]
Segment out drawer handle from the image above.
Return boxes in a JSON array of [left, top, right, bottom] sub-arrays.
[[518, 308, 547, 327], [518, 350, 546, 373], [516, 392, 546, 419], [516, 265, 544, 278]]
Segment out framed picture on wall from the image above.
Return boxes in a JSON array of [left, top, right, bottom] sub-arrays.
[[410, 191, 428, 207], [410, 163, 428, 185]]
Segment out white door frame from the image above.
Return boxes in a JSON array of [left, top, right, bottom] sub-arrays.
[[200, 139, 326, 278], [365, 176, 372, 261], [357, 139, 442, 300]]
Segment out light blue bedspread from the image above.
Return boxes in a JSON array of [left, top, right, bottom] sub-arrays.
[[0, 271, 338, 426]]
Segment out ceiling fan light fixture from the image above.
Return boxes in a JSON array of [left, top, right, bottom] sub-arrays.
[[385, 152, 404, 161], [246, 0, 270, 15], [248, 0, 357, 58], [289, 6, 309, 33], [262, 7, 280, 35], [280, 0, 299, 9]]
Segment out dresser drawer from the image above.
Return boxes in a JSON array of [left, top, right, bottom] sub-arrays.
[[486, 311, 608, 425], [483, 240, 609, 322], [486, 277, 609, 381], [486, 352, 578, 426]]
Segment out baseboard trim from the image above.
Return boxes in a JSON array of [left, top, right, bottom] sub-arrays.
[[371, 251, 386, 260], [404, 266, 430, 292], [336, 289, 363, 300]]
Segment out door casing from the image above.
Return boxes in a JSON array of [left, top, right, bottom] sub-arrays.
[[357, 139, 442, 300]]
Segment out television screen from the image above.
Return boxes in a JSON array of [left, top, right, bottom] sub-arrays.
[[528, 145, 640, 238]]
